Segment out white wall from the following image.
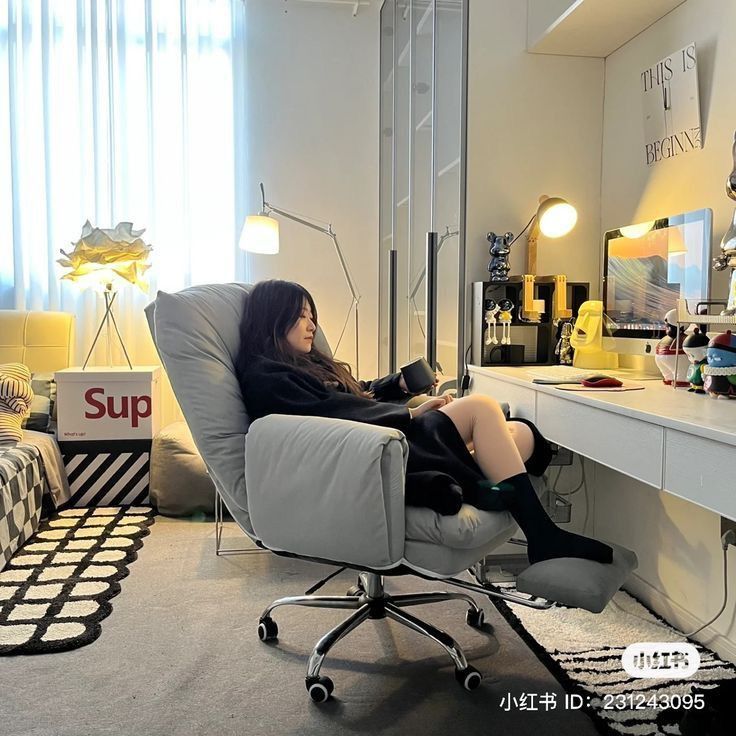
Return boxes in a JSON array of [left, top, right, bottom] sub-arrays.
[[601, 0, 732, 297], [599, 0, 736, 658], [526, 0, 576, 48], [245, 0, 379, 379], [466, 0, 605, 297]]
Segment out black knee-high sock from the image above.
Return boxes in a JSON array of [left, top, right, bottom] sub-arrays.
[[474, 472, 613, 565], [506, 417, 553, 477]]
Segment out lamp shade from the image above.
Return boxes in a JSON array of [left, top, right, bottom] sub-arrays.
[[537, 197, 577, 238], [239, 215, 280, 254], [58, 221, 152, 293]]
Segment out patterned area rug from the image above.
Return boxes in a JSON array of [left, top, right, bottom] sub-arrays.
[[491, 582, 736, 736], [0, 506, 154, 654]]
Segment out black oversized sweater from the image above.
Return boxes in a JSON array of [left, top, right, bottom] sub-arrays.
[[238, 355, 488, 513]]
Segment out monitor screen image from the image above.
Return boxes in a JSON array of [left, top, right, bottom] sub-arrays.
[[602, 209, 712, 338]]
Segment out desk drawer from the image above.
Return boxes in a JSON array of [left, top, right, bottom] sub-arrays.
[[469, 374, 536, 421], [536, 393, 663, 487], [664, 430, 736, 520]]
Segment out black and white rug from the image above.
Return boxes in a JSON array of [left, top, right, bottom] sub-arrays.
[[0, 506, 154, 654], [491, 582, 736, 736]]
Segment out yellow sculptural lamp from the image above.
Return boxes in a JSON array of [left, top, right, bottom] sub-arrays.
[[570, 300, 620, 370], [520, 195, 578, 322], [58, 221, 152, 369]]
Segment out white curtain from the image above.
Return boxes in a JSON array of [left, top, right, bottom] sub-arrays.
[[0, 0, 248, 373]]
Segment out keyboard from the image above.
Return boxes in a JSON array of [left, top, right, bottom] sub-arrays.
[[527, 366, 597, 383]]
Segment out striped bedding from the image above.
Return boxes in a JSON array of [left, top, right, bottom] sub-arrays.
[[0, 444, 47, 571]]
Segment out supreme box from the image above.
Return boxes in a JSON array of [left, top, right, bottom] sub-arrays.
[[55, 367, 161, 442], [58, 439, 152, 507], [55, 367, 161, 507]]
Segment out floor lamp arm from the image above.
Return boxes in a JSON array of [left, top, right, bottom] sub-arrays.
[[263, 200, 361, 376]]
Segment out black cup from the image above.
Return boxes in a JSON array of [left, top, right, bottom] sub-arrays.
[[400, 357, 435, 394]]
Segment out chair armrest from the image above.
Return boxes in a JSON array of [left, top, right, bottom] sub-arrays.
[[245, 414, 408, 569]]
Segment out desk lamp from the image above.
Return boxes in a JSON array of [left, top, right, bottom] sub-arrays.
[[240, 183, 361, 377], [488, 195, 578, 323]]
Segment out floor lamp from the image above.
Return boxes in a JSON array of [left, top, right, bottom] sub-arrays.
[[240, 183, 362, 377]]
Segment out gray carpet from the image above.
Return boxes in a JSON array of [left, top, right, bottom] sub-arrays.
[[1, 518, 601, 736]]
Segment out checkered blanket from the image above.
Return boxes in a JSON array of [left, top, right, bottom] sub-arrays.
[[0, 445, 46, 572]]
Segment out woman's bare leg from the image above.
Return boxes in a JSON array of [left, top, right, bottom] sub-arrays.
[[438, 395, 612, 564], [438, 395, 525, 483], [464, 421, 534, 462]]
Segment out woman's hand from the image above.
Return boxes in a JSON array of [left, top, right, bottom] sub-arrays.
[[409, 392, 453, 418]]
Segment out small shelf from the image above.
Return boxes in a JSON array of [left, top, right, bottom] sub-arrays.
[[437, 157, 460, 178], [676, 299, 736, 327], [527, 0, 687, 58]]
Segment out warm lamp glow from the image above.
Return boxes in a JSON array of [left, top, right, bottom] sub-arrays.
[[239, 215, 280, 254], [537, 197, 577, 238], [620, 221, 655, 239]]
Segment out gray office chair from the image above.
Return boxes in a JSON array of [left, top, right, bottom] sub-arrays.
[[145, 283, 637, 703]]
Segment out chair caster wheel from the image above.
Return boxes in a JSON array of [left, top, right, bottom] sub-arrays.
[[306, 675, 334, 703], [347, 578, 365, 596], [466, 608, 485, 629], [455, 666, 482, 691], [257, 617, 278, 642]]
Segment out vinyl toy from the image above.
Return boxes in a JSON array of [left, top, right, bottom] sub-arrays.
[[555, 321, 574, 366], [498, 298, 514, 346], [654, 309, 689, 386], [702, 330, 736, 399], [682, 327, 709, 393], [486, 232, 513, 283], [484, 301, 500, 346]]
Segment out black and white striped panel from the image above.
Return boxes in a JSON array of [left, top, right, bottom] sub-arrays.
[[59, 441, 151, 507]]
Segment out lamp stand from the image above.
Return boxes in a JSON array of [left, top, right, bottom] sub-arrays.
[[525, 219, 540, 276], [83, 286, 133, 370], [260, 183, 361, 377]]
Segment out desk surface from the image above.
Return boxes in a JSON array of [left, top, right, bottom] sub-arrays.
[[469, 365, 736, 448]]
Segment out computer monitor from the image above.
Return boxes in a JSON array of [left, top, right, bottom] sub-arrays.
[[602, 208, 712, 356]]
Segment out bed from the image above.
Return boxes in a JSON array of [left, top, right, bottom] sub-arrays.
[[0, 309, 75, 569]]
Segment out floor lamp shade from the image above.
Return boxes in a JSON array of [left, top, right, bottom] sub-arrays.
[[240, 215, 280, 254]]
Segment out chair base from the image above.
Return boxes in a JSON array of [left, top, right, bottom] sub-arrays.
[[259, 572, 492, 702]]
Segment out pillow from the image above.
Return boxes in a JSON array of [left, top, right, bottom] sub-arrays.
[[0, 363, 34, 445], [21, 372, 56, 433]]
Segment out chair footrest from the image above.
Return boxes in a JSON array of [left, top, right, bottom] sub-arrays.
[[516, 542, 638, 613]]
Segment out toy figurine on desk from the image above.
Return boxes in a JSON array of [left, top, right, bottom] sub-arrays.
[[683, 327, 709, 392], [654, 309, 689, 386], [498, 298, 514, 345], [712, 130, 736, 315], [486, 232, 513, 283], [555, 321, 574, 366], [702, 330, 736, 399], [484, 301, 500, 346]]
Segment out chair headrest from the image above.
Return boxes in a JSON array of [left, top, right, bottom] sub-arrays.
[[145, 282, 332, 536]]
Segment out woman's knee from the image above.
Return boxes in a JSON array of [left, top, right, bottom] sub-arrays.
[[465, 393, 504, 416]]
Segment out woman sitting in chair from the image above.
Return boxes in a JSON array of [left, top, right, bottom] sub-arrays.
[[236, 279, 612, 566]]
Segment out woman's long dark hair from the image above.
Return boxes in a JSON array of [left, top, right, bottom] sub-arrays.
[[237, 280, 368, 397]]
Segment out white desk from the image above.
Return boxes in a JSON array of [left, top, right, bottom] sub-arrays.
[[468, 366, 736, 522]]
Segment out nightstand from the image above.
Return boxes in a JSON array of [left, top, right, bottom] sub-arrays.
[[55, 367, 161, 506]]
